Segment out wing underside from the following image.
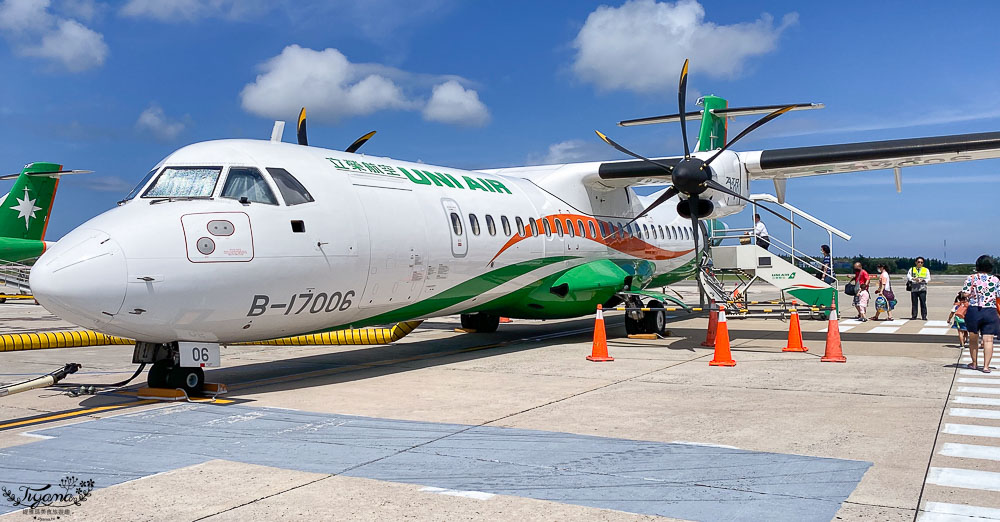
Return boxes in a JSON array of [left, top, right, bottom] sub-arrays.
[[742, 131, 1000, 178]]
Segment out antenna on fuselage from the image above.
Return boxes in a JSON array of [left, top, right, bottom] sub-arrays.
[[270, 121, 285, 143]]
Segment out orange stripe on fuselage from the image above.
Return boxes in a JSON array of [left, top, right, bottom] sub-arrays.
[[488, 212, 693, 265], [38, 167, 60, 242]]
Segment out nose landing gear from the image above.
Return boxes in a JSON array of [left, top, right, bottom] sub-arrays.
[[136, 342, 206, 395]]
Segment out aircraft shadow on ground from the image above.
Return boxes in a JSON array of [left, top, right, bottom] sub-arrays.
[[69, 318, 954, 405]]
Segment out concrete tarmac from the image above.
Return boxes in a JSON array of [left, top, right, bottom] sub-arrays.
[[0, 276, 987, 521]]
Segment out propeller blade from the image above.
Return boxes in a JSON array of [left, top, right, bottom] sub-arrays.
[[703, 105, 796, 166], [621, 186, 679, 230], [704, 179, 800, 229], [688, 196, 704, 307], [594, 131, 674, 175], [297, 107, 308, 146], [345, 131, 376, 154], [678, 59, 691, 158]]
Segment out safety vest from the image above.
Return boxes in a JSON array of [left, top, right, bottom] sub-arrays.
[[910, 266, 929, 279]]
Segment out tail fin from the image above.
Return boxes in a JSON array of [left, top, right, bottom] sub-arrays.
[[696, 96, 728, 152], [0, 162, 61, 241]]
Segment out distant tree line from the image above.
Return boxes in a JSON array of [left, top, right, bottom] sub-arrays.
[[829, 255, 1000, 274]]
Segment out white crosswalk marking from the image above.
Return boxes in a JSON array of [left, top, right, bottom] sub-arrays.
[[957, 378, 1000, 384], [959, 369, 1000, 377], [921, 328, 952, 335], [957, 387, 1000, 395], [883, 319, 909, 326], [926, 467, 1000, 491], [948, 408, 1000, 420], [953, 396, 1000, 406], [819, 325, 854, 333], [926, 321, 952, 327], [942, 424, 1000, 438], [920, 502, 1000, 521], [940, 443, 1000, 461], [869, 326, 899, 334]]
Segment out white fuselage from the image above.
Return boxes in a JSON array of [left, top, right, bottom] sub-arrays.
[[30, 140, 748, 343]]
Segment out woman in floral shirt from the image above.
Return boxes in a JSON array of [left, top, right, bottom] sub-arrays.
[[962, 255, 1000, 373]]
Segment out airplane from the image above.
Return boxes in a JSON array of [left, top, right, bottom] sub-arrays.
[[27, 61, 1000, 394]]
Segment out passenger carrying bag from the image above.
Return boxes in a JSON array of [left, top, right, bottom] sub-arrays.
[[844, 282, 857, 296]]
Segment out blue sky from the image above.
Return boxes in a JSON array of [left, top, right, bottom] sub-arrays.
[[0, 0, 997, 262]]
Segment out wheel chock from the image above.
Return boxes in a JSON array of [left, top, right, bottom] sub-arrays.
[[136, 387, 188, 401], [136, 383, 228, 402], [454, 328, 477, 333], [627, 333, 658, 340]]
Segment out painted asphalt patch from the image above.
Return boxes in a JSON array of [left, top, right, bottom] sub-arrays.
[[0, 404, 870, 521]]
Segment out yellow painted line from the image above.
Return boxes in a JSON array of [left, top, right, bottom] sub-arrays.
[[0, 400, 159, 430], [0, 294, 33, 299]]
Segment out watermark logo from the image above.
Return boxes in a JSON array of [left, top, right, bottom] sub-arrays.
[[2, 476, 93, 520]]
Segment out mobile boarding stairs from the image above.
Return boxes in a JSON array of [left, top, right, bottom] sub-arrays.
[[699, 194, 851, 319], [0, 261, 32, 298]]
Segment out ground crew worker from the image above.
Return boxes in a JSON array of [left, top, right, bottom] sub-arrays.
[[907, 257, 931, 321]]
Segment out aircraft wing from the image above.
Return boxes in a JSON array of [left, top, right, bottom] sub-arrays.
[[740, 131, 1000, 178]]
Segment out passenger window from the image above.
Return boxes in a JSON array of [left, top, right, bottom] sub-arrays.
[[659, 225, 665, 238], [266, 168, 314, 205], [643, 224, 649, 239], [685, 227, 690, 240], [566, 219, 575, 237], [469, 214, 480, 236], [221, 167, 278, 205], [530, 219, 539, 236], [486, 215, 496, 236], [516, 217, 525, 237], [651, 226, 657, 240], [143, 166, 221, 198], [501, 216, 511, 236], [555, 219, 564, 237], [450, 212, 463, 236], [542, 219, 552, 236], [588, 221, 597, 239], [616, 223, 623, 239]]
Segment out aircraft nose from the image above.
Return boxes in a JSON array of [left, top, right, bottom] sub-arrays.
[[30, 229, 128, 329]]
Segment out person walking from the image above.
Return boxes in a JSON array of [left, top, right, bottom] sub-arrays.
[[948, 291, 970, 349], [907, 257, 931, 320], [752, 214, 769, 251], [871, 263, 895, 321], [962, 255, 1000, 372], [851, 261, 871, 321], [820, 245, 835, 284]]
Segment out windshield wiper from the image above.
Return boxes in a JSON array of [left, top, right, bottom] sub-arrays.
[[148, 196, 212, 205]]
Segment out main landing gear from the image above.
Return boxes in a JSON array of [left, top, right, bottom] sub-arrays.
[[460, 312, 500, 333], [134, 341, 205, 395], [623, 296, 667, 336]]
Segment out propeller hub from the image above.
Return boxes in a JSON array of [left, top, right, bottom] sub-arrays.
[[671, 157, 710, 195]]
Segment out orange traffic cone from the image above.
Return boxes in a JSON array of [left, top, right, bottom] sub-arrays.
[[587, 304, 614, 362], [701, 300, 718, 347], [782, 308, 808, 352], [821, 305, 847, 363], [709, 305, 736, 367], [499, 317, 513, 323]]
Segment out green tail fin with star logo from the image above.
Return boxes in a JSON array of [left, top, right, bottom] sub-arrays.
[[0, 162, 61, 241]]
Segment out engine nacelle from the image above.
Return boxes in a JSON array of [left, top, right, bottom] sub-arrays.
[[691, 149, 750, 220]]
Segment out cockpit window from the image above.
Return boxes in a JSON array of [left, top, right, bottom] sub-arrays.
[[266, 168, 314, 205], [221, 167, 278, 205], [124, 168, 157, 201], [143, 167, 221, 198]]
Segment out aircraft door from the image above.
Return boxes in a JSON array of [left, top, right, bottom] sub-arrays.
[[356, 186, 427, 309], [441, 198, 467, 258]]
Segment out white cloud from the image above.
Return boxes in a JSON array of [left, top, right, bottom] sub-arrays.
[[525, 139, 615, 166], [422, 80, 489, 127], [120, 0, 271, 22], [58, 0, 104, 21], [0, 0, 107, 72], [22, 18, 106, 71], [571, 0, 796, 93], [136, 104, 186, 141], [240, 45, 488, 127]]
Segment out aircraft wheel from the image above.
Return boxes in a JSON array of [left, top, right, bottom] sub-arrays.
[[460, 314, 474, 329], [147, 360, 171, 388], [474, 313, 500, 333], [644, 300, 667, 335], [0, 298, 6, 304], [166, 366, 204, 395]]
